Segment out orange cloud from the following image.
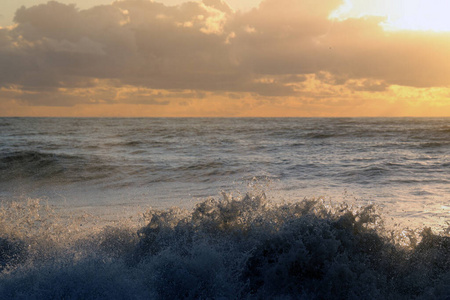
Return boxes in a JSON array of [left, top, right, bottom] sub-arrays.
[[0, 0, 449, 116]]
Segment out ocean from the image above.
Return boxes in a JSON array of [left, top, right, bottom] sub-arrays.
[[0, 117, 449, 299]]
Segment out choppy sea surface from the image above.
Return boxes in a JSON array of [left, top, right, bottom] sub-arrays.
[[0, 117, 449, 299]]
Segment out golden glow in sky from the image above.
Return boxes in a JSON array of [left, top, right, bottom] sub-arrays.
[[0, 0, 449, 117], [332, 0, 450, 32]]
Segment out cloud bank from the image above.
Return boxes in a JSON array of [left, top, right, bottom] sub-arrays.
[[0, 0, 449, 115]]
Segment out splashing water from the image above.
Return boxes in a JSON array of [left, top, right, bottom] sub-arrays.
[[0, 193, 449, 299]]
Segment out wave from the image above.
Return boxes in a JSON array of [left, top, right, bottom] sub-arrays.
[[0, 151, 73, 181], [0, 194, 449, 299], [419, 142, 449, 148], [104, 140, 145, 147], [0, 151, 116, 183]]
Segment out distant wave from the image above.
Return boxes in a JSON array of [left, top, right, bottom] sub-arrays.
[[0, 151, 115, 183], [419, 142, 449, 148], [0, 151, 72, 180], [0, 150, 247, 186], [0, 195, 449, 299]]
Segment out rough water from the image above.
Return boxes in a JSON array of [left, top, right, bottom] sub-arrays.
[[0, 117, 449, 299]]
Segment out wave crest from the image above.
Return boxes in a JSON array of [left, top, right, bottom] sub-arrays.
[[0, 195, 449, 299]]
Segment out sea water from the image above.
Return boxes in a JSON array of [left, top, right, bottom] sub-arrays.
[[0, 117, 449, 299]]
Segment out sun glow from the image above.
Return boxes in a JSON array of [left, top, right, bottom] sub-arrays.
[[331, 0, 450, 32]]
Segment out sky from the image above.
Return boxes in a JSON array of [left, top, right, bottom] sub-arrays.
[[1, 0, 450, 117]]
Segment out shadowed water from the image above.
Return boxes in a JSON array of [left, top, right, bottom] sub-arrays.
[[0, 195, 449, 299]]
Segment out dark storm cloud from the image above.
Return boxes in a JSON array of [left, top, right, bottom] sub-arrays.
[[0, 0, 449, 106]]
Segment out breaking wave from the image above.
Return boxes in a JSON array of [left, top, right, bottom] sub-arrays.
[[0, 194, 449, 299]]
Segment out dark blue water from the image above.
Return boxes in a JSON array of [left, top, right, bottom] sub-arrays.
[[0, 117, 449, 299]]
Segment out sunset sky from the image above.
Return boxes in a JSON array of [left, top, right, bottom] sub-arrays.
[[1, 0, 450, 117]]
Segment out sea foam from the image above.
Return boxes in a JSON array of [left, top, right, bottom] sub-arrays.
[[0, 193, 449, 299]]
